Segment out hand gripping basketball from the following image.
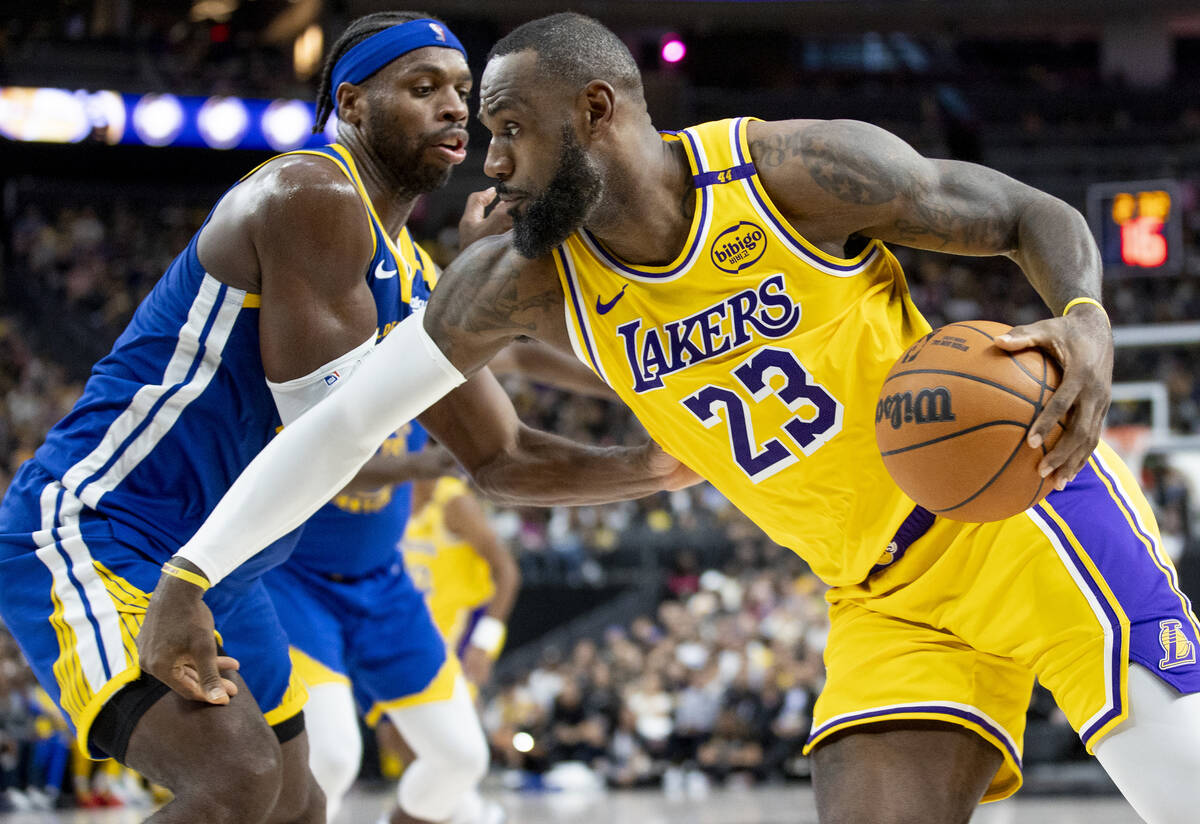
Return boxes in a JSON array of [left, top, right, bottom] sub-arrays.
[[875, 321, 1067, 522], [995, 303, 1113, 490]]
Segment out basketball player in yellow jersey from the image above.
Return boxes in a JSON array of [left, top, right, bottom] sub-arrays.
[[164, 13, 1200, 824], [404, 476, 519, 688]]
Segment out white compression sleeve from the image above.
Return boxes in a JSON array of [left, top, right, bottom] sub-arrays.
[[176, 311, 465, 584], [267, 334, 375, 426]]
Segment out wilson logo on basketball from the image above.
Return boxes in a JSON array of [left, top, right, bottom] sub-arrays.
[[875, 387, 956, 429], [711, 221, 767, 273]]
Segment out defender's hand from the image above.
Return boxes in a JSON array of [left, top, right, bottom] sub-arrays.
[[994, 303, 1113, 490], [138, 561, 240, 705], [458, 188, 513, 250], [462, 645, 494, 687], [643, 441, 704, 491]]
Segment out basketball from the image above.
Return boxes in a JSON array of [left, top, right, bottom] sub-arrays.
[[874, 321, 1065, 522]]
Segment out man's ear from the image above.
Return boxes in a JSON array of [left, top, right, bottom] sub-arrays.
[[580, 80, 616, 138], [336, 82, 366, 127]]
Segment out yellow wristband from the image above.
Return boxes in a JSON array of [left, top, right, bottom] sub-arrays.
[[1062, 297, 1106, 317], [161, 562, 211, 592]]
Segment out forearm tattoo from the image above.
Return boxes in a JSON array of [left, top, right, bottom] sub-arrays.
[[430, 251, 560, 367]]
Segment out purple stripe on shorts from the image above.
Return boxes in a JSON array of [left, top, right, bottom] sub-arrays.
[[807, 703, 1022, 768], [1074, 456, 1200, 694], [1037, 454, 1200, 744], [1028, 502, 1124, 743]]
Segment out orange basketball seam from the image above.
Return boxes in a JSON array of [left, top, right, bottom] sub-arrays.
[[944, 321, 1000, 340], [883, 368, 1040, 406], [934, 418, 1036, 515], [878, 420, 1030, 457]]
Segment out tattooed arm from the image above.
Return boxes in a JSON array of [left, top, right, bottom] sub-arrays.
[[174, 234, 692, 582], [747, 118, 1110, 489]]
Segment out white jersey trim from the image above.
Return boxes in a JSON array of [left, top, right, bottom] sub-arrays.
[[35, 482, 127, 696], [61, 274, 245, 509]]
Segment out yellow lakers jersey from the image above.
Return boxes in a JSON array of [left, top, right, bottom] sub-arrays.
[[403, 477, 496, 646], [555, 118, 932, 586]]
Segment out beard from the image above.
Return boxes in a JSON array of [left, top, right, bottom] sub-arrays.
[[507, 123, 603, 259], [365, 106, 454, 198]]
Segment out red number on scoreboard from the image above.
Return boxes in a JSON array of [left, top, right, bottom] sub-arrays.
[[1120, 216, 1168, 267]]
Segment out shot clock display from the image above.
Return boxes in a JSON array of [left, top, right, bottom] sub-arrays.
[[1087, 180, 1184, 277]]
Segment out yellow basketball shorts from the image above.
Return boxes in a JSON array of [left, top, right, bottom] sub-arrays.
[[806, 443, 1200, 802]]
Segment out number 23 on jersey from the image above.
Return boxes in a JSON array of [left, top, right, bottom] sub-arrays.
[[681, 346, 843, 482]]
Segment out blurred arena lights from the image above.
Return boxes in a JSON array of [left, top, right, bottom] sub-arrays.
[[132, 93, 186, 147], [0, 85, 333, 151], [197, 96, 251, 150], [512, 732, 535, 753], [262, 99, 315, 151], [0, 87, 124, 144], [660, 34, 687, 64]]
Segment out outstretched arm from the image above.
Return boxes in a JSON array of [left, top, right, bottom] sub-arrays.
[[749, 118, 1110, 489], [171, 235, 689, 585], [419, 365, 684, 506], [489, 338, 618, 400]]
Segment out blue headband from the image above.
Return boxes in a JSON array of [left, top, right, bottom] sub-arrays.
[[330, 19, 468, 108]]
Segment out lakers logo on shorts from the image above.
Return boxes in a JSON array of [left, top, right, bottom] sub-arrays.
[[875, 540, 899, 567], [1158, 619, 1196, 670]]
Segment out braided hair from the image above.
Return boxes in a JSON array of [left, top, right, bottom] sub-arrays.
[[312, 10, 434, 133]]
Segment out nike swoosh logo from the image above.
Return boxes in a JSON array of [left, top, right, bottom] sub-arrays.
[[595, 284, 629, 315], [374, 260, 399, 280]]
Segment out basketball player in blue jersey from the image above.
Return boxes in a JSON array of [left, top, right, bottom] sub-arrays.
[[0, 12, 695, 824]]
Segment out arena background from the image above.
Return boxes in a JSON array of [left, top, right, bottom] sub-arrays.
[[1, 1, 1198, 821]]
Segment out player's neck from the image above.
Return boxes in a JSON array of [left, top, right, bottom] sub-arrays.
[[585, 130, 694, 267], [340, 136, 419, 236]]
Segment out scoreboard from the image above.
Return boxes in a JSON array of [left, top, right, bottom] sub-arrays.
[[1086, 179, 1184, 277]]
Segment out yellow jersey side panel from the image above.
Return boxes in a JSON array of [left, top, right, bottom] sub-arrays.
[[557, 118, 931, 586]]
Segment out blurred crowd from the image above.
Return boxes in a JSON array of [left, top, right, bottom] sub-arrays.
[[483, 544, 825, 793], [0, 182, 1198, 798], [0, 633, 157, 811], [1, 7, 308, 100]]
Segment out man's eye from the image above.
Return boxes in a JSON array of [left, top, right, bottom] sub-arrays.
[[457, 88, 471, 101], [504, 124, 519, 137], [414, 86, 434, 96]]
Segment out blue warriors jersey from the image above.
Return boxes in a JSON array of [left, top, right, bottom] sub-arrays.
[[555, 118, 931, 587], [289, 422, 430, 577], [25, 144, 430, 577]]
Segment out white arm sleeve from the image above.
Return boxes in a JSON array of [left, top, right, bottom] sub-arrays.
[[177, 311, 465, 584]]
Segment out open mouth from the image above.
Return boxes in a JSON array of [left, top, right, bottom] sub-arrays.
[[430, 132, 468, 163]]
